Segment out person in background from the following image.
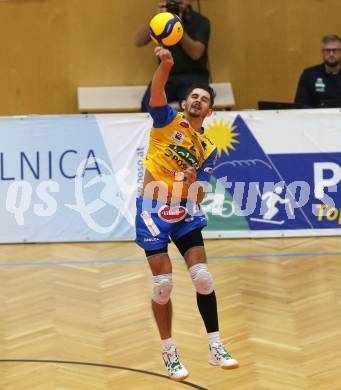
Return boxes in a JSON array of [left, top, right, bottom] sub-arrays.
[[134, 0, 210, 112], [295, 34, 341, 107]]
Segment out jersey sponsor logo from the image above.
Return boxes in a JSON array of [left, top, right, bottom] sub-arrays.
[[158, 205, 187, 223], [164, 148, 188, 169], [180, 121, 190, 128], [171, 131, 186, 144], [168, 144, 200, 170]]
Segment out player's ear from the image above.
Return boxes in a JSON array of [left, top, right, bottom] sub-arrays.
[[180, 99, 186, 110], [206, 108, 213, 117]]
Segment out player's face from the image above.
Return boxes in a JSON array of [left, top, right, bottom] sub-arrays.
[[322, 41, 341, 68], [183, 88, 212, 119]]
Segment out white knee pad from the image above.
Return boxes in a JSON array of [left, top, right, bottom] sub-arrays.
[[152, 273, 173, 305], [189, 263, 214, 295]]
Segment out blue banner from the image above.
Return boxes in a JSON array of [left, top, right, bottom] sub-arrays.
[[0, 110, 340, 243], [203, 111, 341, 235]]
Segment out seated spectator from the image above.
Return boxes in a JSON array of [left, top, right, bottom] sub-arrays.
[[294, 34, 341, 107], [134, 0, 210, 112]]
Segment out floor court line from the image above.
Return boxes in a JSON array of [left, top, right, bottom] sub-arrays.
[[0, 251, 341, 267], [0, 359, 207, 390]]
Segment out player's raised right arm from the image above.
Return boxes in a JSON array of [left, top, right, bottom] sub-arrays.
[[149, 46, 174, 107]]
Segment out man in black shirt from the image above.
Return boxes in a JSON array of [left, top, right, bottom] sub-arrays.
[[295, 34, 341, 108], [135, 0, 210, 112]]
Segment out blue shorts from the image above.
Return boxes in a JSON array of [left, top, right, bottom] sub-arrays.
[[135, 196, 208, 251]]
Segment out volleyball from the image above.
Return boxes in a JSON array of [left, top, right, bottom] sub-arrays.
[[149, 12, 183, 47]]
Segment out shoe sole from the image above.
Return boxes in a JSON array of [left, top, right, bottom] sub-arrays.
[[221, 363, 239, 370], [170, 373, 189, 382], [209, 361, 239, 370]]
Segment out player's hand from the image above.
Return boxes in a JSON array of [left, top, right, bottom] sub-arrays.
[[183, 167, 197, 185], [154, 46, 174, 67]]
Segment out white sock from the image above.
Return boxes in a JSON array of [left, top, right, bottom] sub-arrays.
[[208, 331, 220, 345], [162, 337, 174, 350]]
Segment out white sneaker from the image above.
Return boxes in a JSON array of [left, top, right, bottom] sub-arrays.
[[209, 342, 239, 369], [162, 344, 189, 381]]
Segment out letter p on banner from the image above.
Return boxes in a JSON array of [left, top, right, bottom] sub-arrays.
[[314, 162, 341, 199]]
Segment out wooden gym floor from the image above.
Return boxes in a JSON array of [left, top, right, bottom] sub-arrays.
[[0, 236, 340, 390]]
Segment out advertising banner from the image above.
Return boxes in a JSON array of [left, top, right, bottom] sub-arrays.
[[0, 109, 340, 243], [202, 110, 341, 237], [0, 114, 149, 242]]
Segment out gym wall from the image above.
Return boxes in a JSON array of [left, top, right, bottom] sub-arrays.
[[0, 0, 340, 115]]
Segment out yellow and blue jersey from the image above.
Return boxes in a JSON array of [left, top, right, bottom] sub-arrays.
[[145, 105, 217, 192], [136, 105, 216, 251]]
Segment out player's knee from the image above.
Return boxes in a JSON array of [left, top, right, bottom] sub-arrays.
[[152, 273, 173, 305], [189, 263, 214, 295]]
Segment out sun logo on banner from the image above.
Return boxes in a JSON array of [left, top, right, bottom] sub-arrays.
[[205, 118, 239, 157]]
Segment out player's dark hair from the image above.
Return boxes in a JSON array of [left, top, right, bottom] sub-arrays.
[[184, 83, 215, 107]]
